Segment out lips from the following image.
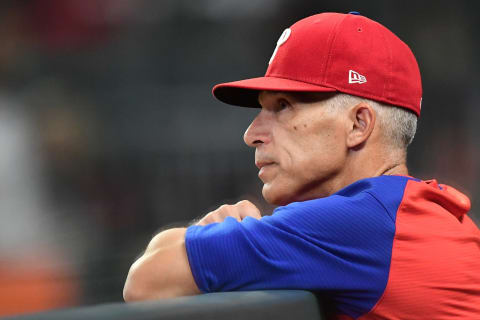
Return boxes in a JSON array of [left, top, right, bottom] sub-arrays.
[[255, 159, 277, 180], [255, 161, 275, 169]]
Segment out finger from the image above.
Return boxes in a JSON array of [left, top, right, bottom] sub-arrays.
[[195, 211, 219, 226], [235, 200, 262, 219], [217, 204, 242, 222], [195, 201, 260, 226], [196, 204, 240, 226]]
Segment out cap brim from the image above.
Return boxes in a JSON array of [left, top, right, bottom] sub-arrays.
[[212, 76, 337, 108]]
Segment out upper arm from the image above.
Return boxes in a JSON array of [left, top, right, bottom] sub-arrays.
[[185, 194, 398, 318], [123, 228, 200, 302]]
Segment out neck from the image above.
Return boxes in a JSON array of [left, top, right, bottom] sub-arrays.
[[325, 149, 408, 197], [377, 163, 409, 176]]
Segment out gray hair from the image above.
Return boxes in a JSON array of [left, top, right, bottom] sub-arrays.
[[327, 93, 417, 152]]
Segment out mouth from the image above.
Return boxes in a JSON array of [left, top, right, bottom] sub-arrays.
[[256, 161, 277, 180], [255, 161, 275, 169]]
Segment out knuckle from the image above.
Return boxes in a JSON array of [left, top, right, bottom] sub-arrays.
[[236, 200, 252, 207], [218, 204, 230, 211], [204, 212, 214, 219]]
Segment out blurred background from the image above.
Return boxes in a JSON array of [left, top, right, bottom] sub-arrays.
[[0, 0, 478, 316]]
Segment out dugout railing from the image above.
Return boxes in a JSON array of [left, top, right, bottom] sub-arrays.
[[1, 290, 326, 320]]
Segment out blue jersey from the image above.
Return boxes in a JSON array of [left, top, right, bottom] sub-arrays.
[[185, 175, 480, 319]]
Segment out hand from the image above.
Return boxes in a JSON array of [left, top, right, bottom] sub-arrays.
[[195, 200, 262, 226]]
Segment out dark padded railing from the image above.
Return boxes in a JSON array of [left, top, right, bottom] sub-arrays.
[[2, 290, 326, 320]]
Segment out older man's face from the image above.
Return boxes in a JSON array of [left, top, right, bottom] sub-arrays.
[[244, 91, 348, 205]]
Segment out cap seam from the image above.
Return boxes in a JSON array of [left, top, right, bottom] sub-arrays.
[[379, 23, 393, 100], [326, 83, 418, 115], [266, 73, 337, 89], [321, 14, 347, 83]]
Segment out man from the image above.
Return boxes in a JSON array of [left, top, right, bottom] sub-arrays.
[[124, 12, 480, 319]]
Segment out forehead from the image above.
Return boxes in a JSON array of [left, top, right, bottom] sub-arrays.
[[258, 91, 336, 105]]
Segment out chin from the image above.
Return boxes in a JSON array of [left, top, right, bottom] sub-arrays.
[[262, 184, 294, 206]]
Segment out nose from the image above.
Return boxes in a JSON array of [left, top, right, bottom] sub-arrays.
[[243, 110, 271, 148]]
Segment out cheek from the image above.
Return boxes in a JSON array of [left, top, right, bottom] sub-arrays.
[[264, 120, 346, 204], [291, 121, 346, 171]]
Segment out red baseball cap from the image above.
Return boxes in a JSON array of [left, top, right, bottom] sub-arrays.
[[212, 12, 422, 117]]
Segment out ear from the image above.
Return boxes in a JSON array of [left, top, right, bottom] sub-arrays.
[[346, 102, 376, 149]]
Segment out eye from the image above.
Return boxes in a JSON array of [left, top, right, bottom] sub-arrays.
[[276, 98, 290, 111]]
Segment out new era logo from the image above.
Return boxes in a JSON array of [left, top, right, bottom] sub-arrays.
[[349, 70, 367, 84]]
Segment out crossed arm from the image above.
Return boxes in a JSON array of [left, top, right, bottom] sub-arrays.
[[123, 200, 262, 302]]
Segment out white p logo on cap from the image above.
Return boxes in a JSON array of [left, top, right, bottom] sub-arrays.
[[269, 28, 291, 65]]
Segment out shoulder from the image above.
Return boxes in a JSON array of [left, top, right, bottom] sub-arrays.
[[335, 175, 413, 199], [271, 175, 412, 225]]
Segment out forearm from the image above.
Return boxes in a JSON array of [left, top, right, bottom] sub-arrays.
[[123, 200, 261, 302], [123, 228, 200, 302]]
